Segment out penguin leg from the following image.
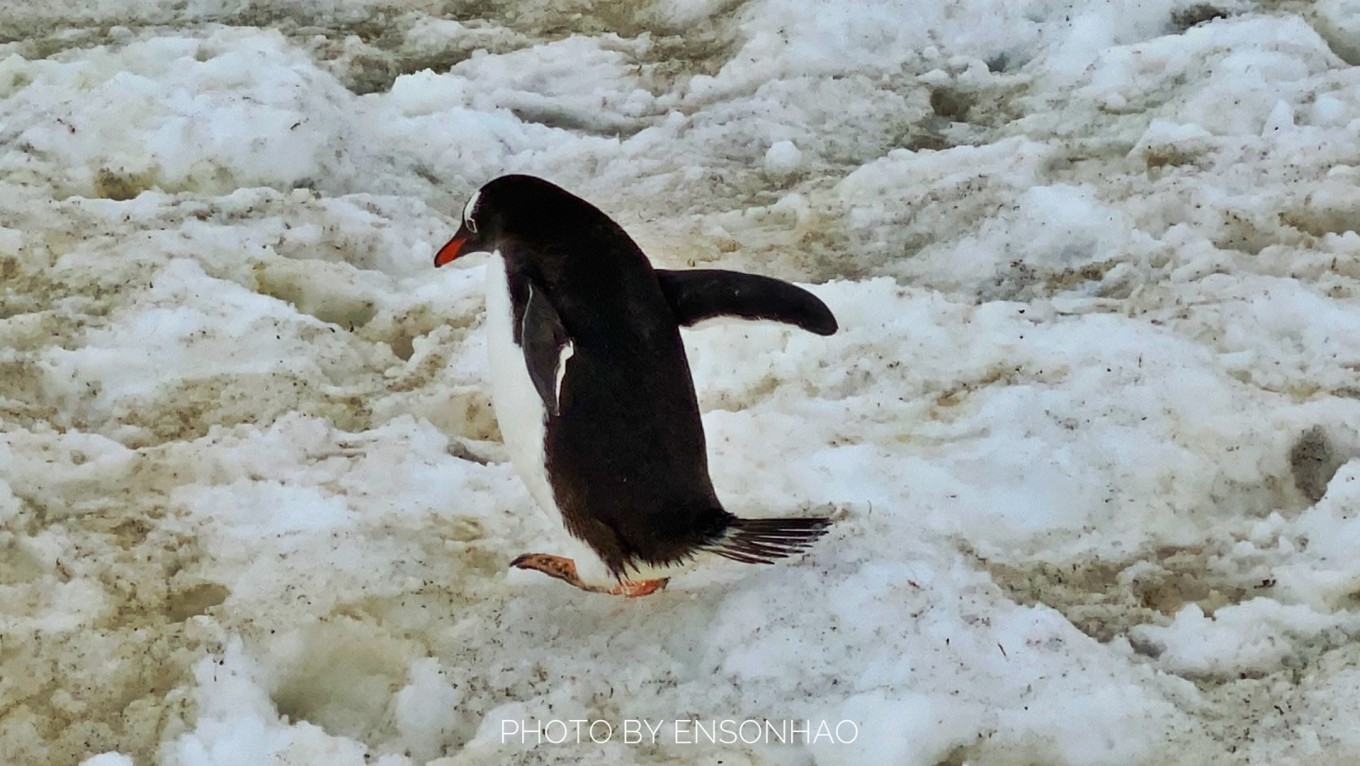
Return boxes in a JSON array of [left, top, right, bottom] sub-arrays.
[[510, 553, 668, 597]]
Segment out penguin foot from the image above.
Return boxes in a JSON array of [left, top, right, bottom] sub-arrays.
[[510, 553, 585, 586], [510, 553, 669, 597], [609, 578, 669, 597]]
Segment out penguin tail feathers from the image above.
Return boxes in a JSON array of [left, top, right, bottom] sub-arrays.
[[706, 515, 831, 565]]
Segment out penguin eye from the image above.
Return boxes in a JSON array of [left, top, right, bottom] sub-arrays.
[[462, 190, 481, 235]]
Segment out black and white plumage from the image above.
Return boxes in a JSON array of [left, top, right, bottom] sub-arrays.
[[434, 174, 835, 596]]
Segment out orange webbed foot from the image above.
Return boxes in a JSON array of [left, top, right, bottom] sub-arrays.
[[609, 578, 669, 597], [510, 553, 669, 597]]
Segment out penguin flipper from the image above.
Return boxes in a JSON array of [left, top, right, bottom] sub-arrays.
[[520, 281, 573, 415], [655, 269, 838, 336]]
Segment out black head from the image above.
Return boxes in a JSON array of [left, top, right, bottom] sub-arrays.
[[433, 175, 605, 267]]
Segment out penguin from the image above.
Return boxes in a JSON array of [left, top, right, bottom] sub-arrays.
[[434, 175, 836, 597]]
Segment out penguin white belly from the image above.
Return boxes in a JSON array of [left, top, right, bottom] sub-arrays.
[[484, 252, 554, 512], [484, 253, 615, 585]]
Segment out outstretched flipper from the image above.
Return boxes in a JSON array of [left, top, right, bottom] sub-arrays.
[[656, 269, 838, 336], [520, 281, 573, 415]]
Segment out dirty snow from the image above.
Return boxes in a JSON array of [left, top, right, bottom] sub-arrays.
[[3, 0, 1360, 764]]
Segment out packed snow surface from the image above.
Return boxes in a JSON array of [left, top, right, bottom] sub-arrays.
[[4, 0, 1360, 764]]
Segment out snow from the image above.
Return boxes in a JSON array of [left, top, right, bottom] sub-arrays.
[[763, 140, 803, 178], [3, 0, 1360, 764]]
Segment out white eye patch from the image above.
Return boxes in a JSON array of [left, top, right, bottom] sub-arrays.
[[462, 190, 481, 234]]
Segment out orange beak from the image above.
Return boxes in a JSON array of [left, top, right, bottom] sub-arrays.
[[433, 236, 467, 268]]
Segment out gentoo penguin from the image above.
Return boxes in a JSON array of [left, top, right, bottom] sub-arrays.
[[434, 175, 836, 597]]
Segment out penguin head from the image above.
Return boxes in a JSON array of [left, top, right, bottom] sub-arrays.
[[432, 183, 492, 267], [433, 175, 596, 268]]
